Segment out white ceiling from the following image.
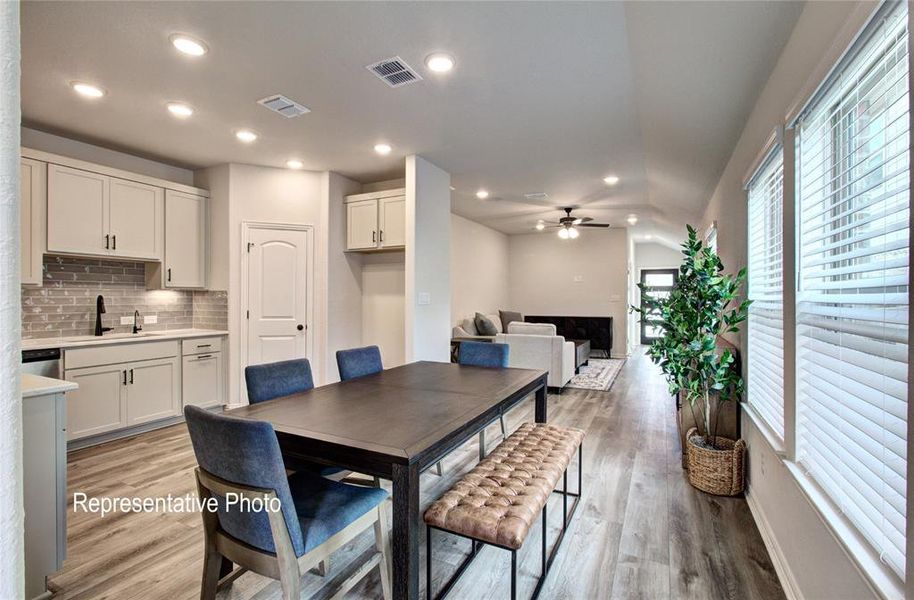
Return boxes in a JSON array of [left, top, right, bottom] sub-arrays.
[[20, 1, 804, 242]]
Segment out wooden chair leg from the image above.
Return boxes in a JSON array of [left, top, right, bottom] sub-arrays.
[[374, 504, 392, 599], [278, 566, 302, 600], [199, 545, 222, 600], [313, 558, 329, 576]]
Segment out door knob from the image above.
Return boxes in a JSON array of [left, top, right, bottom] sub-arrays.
[[297, 324, 304, 331]]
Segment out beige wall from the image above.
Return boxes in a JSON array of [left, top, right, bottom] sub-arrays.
[[508, 228, 629, 357], [361, 251, 406, 368], [701, 2, 882, 599], [324, 171, 364, 382], [405, 155, 451, 362], [450, 214, 510, 325], [634, 242, 681, 270]]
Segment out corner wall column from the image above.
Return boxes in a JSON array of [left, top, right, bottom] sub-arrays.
[[0, 1, 24, 597]]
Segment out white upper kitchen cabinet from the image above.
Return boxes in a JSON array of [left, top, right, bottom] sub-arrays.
[[160, 190, 207, 288], [47, 164, 109, 256], [345, 188, 406, 252], [20, 158, 46, 286], [108, 177, 164, 261], [379, 195, 406, 248], [347, 199, 379, 250]]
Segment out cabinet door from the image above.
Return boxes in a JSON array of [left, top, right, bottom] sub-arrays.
[[47, 164, 109, 256], [126, 357, 180, 426], [379, 195, 406, 248], [164, 190, 206, 288], [346, 199, 379, 250], [64, 365, 126, 440], [182, 353, 223, 408], [109, 177, 164, 260], [20, 159, 46, 286]]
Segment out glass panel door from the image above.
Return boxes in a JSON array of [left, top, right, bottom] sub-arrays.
[[640, 268, 678, 344]]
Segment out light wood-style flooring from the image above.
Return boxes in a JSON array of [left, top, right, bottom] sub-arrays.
[[48, 350, 785, 600]]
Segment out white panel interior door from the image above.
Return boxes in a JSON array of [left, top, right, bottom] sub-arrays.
[[246, 226, 309, 369], [380, 196, 406, 248], [109, 177, 163, 260], [47, 164, 109, 255]]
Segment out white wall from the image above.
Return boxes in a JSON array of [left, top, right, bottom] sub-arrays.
[[22, 126, 194, 185], [405, 155, 451, 362], [450, 214, 510, 325], [362, 251, 406, 367], [323, 171, 363, 383], [634, 242, 681, 270], [702, 2, 883, 598], [508, 228, 629, 357], [1, 3, 23, 596]]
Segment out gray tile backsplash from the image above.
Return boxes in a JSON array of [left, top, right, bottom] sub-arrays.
[[21, 255, 228, 339]]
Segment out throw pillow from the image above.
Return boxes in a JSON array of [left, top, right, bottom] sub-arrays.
[[499, 310, 523, 331], [474, 312, 499, 336]]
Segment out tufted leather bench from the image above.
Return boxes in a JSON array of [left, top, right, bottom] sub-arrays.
[[424, 422, 584, 600]]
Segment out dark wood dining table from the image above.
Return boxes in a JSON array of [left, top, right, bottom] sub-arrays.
[[226, 360, 549, 600]]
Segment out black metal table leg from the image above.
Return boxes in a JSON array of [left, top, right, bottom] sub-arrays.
[[534, 376, 547, 423], [392, 463, 420, 600]]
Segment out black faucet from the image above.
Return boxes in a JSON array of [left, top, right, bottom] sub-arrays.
[[133, 310, 143, 334], [94, 295, 112, 336]]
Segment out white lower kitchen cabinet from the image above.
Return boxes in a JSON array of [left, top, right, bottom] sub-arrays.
[[126, 357, 180, 425], [182, 352, 223, 408], [64, 364, 126, 440]]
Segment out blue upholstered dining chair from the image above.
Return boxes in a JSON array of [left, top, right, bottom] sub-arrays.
[[459, 341, 511, 453], [244, 358, 314, 404], [184, 406, 391, 600], [244, 359, 343, 477], [336, 345, 384, 381]]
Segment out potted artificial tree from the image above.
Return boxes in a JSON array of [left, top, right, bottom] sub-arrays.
[[632, 225, 750, 496]]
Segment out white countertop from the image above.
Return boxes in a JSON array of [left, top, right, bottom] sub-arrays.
[[22, 373, 78, 398], [21, 328, 228, 351]]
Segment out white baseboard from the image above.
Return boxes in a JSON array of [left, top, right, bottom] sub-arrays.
[[745, 489, 803, 600]]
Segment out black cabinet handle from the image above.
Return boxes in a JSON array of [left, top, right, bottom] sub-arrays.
[[297, 324, 304, 331], [372, 231, 376, 243], [167, 268, 172, 282], [195, 354, 214, 360], [105, 234, 110, 250], [129, 368, 134, 384], [122, 370, 127, 385], [112, 235, 116, 250], [380, 230, 384, 242]]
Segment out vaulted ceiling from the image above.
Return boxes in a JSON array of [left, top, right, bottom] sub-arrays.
[[20, 1, 805, 244]]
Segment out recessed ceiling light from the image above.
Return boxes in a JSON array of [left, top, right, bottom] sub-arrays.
[[170, 34, 208, 57], [535, 221, 545, 231], [235, 129, 258, 143], [166, 102, 194, 118], [603, 175, 620, 186], [286, 159, 304, 170], [449, 186, 456, 191], [70, 82, 105, 98], [476, 189, 489, 199], [645, 234, 653, 240], [626, 214, 638, 226], [425, 53, 455, 73], [374, 143, 392, 156]]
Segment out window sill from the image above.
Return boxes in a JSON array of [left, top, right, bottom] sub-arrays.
[[740, 401, 786, 458]]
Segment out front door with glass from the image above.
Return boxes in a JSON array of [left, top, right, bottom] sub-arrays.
[[640, 268, 678, 344]]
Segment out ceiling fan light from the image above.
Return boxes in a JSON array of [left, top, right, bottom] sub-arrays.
[[558, 228, 570, 239], [568, 227, 580, 239]]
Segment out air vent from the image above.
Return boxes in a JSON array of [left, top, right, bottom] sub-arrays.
[[257, 95, 311, 118], [524, 192, 550, 202], [366, 56, 422, 88]]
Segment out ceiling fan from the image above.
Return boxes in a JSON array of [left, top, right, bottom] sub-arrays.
[[537, 207, 610, 239]]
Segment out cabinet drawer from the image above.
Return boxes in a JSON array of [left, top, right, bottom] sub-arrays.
[[65, 340, 179, 370], [182, 336, 223, 355]]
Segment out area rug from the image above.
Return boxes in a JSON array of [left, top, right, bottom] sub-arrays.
[[566, 358, 626, 391]]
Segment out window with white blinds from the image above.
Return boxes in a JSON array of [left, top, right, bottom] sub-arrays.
[[747, 150, 785, 439], [795, 0, 909, 579]]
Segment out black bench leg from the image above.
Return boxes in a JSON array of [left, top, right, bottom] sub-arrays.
[[578, 442, 583, 496], [542, 504, 547, 577], [426, 526, 432, 600], [511, 550, 517, 600], [563, 470, 568, 531]]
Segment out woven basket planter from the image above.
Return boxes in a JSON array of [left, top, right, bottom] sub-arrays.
[[685, 427, 746, 496]]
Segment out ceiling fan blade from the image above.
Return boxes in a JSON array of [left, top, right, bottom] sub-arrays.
[[576, 217, 594, 223], [578, 223, 611, 228]]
